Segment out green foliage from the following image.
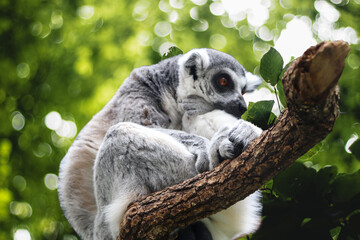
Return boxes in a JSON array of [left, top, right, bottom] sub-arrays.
[[254, 162, 360, 240], [331, 171, 360, 203], [260, 47, 284, 86], [161, 46, 183, 60], [276, 60, 293, 108], [259, 47, 289, 110], [0, 0, 359, 239], [243, 100, 275, 130], [298, 142, 324, 162], [276, 80, 287, 108], [349, 139, 360, 160]]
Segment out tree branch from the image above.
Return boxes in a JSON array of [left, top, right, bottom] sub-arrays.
[[118, 41, 350, 240]]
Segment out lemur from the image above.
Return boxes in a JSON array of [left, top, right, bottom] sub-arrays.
[[58, 48, 263, 240]]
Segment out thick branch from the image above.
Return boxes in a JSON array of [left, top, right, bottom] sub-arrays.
[[118, 41, 350, 240]]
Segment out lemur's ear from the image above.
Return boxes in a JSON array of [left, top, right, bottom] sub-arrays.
[[244, 72, 263, 93], [178, 49, 209, 81]]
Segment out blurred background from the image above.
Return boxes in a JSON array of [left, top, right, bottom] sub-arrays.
[[0, 0, 359, 239]]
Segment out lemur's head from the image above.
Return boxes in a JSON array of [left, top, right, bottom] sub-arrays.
[[177, 48, 262, 118]]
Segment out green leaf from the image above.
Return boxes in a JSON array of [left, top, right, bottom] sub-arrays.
[[298, 142, 324, 162], [241, 102, 254, 121], [260, 47, 284, 86], [330, 226, 341, 240], [349, 138, 360, 160], [244, 100, 274, 130], [276, 80, 287, 108], [348, 213, 360, 236], [331, 170, 360, 203], [273, 162, 317, 200], [278, 60, 293, 81], [161, 46, 183, 60], [262, 179, 273, 191], [317, 166, 338, 183], [315, 165, 338, 196], [275, 59, 293, 109], [268, 112, 277, 126]]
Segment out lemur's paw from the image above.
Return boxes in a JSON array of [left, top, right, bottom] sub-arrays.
[[209, 126, 233, 166], [194, 151, 211, 173], [218, 138, 235, 160], [209, 121, 262, 168], [228, 119, 262, 157]]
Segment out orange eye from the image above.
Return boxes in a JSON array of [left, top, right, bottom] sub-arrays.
[[241, 89, 245, 95], [219, 77, 228, 86]]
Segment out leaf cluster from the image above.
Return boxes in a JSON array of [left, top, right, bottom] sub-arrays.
[[259, 47, 292, 109], [241, 48, 360, 240], [254, 162, 360, 240]]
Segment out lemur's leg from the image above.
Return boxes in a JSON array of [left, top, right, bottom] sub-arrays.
[[155, 128, 212, 173], [93, 122, 210, 239]]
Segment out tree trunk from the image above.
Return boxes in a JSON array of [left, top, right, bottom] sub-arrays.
[[118, 41, 350, 240]]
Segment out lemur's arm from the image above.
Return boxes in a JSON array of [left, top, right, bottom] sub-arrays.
[[155, 128, 211, 173]]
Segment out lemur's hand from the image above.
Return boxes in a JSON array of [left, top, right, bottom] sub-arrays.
[[228, 119, 262, 156], [209, 119, 262, 168]]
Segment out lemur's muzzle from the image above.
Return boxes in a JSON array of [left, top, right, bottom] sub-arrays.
[[214, 96, 247, 119]]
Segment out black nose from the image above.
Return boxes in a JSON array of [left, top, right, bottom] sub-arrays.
[[215, 97, 247, 118], [238, 103, 247, 117], [226, 101, 246, 118]]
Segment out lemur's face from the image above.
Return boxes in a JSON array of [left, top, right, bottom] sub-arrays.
[[177, 49, 262, 118]]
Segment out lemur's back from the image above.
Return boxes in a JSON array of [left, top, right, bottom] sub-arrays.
[[58, 66, 177, 238], [58, 91, 118, 239]]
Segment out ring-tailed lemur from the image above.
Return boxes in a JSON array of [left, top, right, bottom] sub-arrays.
[[58, 48, 263, 240]]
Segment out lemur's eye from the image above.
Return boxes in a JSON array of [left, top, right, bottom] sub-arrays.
[[241, 89, 245, 95], [219, 77, 228, 86], [212, 73, 234, 93]]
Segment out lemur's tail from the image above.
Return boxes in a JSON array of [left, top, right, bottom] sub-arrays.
[[58, 112, 112, 239], [58, 91, 118, 239], [58, 144, 98, 239]]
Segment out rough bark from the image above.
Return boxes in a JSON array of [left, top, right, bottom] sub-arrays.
[[118, 41, 350, 240]]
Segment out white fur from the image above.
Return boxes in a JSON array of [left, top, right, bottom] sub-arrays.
[[182, 109, 263, 240], [112, 122, 194, 160], [203, 192, 262, 240], [177, 49, 210, 72], [102, 122, 197, 237], [105, 192, 135, 238], [182, 110, 237, 140], [162, 90, 183, 130], [177, 49, 211, 103], [245, 72, 263, 92]]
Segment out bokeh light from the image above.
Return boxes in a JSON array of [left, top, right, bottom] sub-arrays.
[[77, 6, 94, 20], [10, 202, 32, 219], [45, 111, 77, 139], [13, 229, 31, 240], [44, 174, 58, 191], [16, 63, 30, 79], [12, 176, 27, 192], [274, 17, 317, 63], [11, 111, 25, 131]]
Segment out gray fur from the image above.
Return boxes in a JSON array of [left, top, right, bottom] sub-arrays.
[[209, 119, 263, 167], [58, 48, 263, 240]]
